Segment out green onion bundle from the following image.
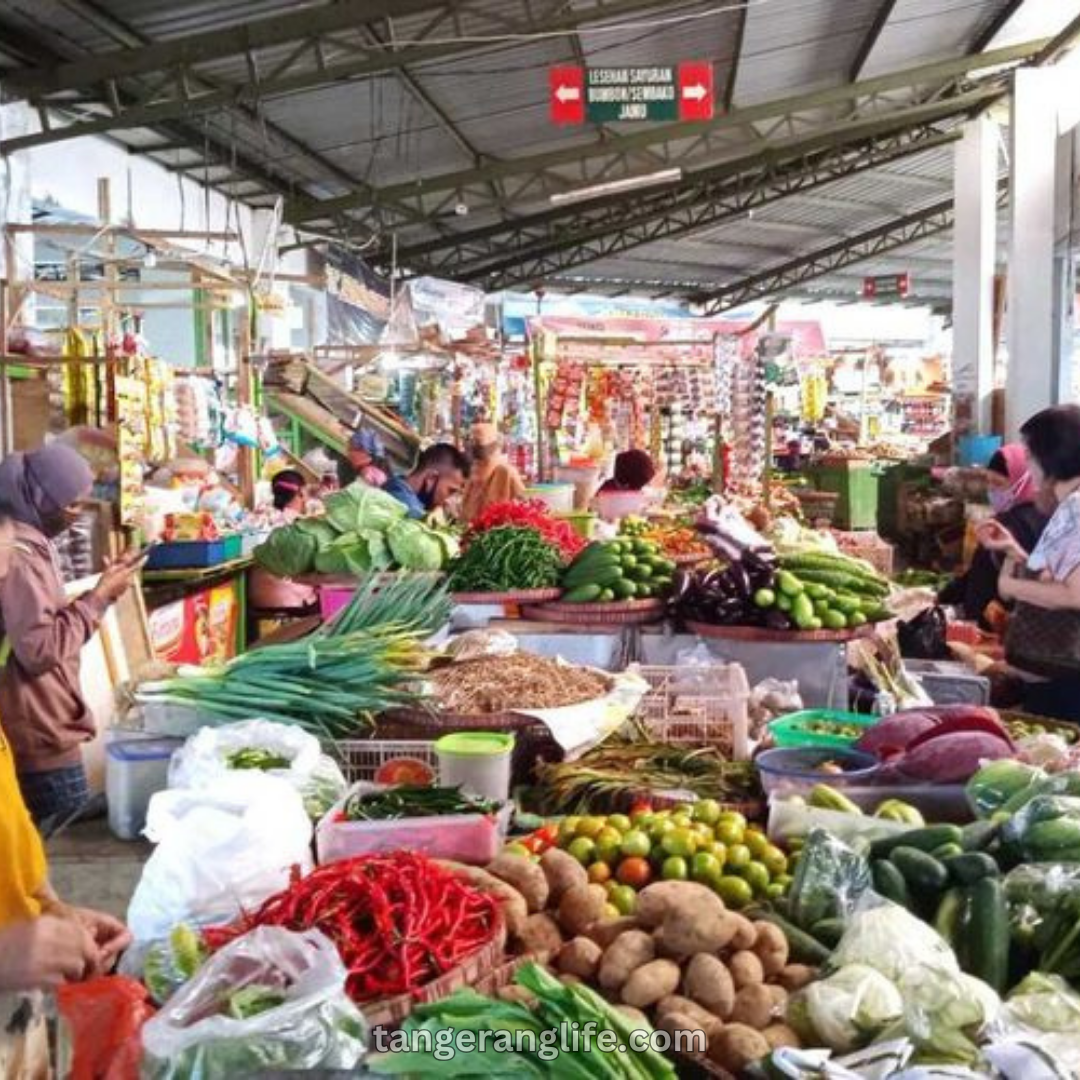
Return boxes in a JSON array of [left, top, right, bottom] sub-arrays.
[[137, 573, 451, 738]]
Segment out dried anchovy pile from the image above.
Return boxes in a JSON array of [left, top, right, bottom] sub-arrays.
[[429, 653, 611, 714]]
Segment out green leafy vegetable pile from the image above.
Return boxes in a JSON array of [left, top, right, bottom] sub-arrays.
[[341, 784, 499, 821], [255, 483, 458, 578]]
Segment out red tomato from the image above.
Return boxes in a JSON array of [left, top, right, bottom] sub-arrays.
[[374, 758, 436, 786]]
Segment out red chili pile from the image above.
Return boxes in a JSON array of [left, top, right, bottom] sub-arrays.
[[202, 852, 501, 1002], [466, 499, 586, 561]]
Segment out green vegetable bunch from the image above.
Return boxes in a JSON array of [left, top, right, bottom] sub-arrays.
[[447, 526, 565, 592]]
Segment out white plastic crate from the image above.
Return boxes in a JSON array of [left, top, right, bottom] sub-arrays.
[[331, 739, 439, 785], [629, 663, 751, 760]]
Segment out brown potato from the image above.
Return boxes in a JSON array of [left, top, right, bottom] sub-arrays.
[[762, 1023, 801, 1050], [657, 1011, 712, 1054], [556, 936, 603, 980], [709, 1024, 770, 1073], [486, 854, 549, 913], [621, 959, 682, 1009], [599, 930, 656, 990], [729, 950, 765, 989], [637, 881, 725, 928], [730, 984, 775, 1029], [517, 913, 563, 956], [752, 921, 789, 976], [557, 884, 609, 936], [656, 995, 723, 1039], [660, 909, 741, 958], [728, 913, 758, 951], [540, 848, 589, 902], [588, 916, 639, 949], [777, 964, 816, 991], [682, 953, 735, 1019]]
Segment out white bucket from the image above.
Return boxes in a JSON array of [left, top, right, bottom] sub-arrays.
[[435, 731, 515, 803]]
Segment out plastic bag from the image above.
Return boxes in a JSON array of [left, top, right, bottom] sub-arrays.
[[786, 828, 872, 930], [986, 973, 1080, 1076], [445, 629, 518, 661], [1002, 863, 1080, 980], [141, 927, 367, 1079], [168, 719, 347, 820], [127, 773, 313, 942], [965, 759, 1044, 819], [56, 976, 155, 1080], [897, 605, 949, 660], [1000, 794, 1080, 862], [768, 798, 908, 847]]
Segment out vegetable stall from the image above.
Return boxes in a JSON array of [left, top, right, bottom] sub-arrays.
[[87, 485, 1080, 1080]]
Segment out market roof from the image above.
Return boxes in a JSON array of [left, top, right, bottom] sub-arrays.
[[2, 0, 1079, 310]]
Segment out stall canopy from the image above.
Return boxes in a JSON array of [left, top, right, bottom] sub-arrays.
[[2, 2, 1080, 309]]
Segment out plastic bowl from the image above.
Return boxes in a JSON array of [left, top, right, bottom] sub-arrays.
[[755, 746, 879, 798]]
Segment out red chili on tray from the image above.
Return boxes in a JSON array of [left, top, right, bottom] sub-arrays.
[[200, 852, 501, 1003], [465, 500, 586, 561]]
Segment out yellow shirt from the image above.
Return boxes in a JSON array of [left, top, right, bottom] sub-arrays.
[[0, 723, 46, 925]]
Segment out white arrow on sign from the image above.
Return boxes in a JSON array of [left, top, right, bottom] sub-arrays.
[[681, 83, 707, 102], [555, 85, 581, 103]]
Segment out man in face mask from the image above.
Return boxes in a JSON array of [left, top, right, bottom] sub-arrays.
[[382, 443, 470, 519]]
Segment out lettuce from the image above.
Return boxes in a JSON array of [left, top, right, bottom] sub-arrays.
[[324, 484, 406, 534], [313, 532, 389, 576], [254, 525, 317, 578]]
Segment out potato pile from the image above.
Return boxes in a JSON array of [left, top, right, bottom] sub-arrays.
[[470, 853, 815, 1076]]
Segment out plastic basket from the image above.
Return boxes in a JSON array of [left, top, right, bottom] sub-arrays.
[[145, 539, 229, 569], [629, 663, 751, 760], [332, 738, 439, 786], [768, 709, 878, 750], [906, 660, 990, 706]]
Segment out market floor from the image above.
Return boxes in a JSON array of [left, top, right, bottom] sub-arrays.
[[45, 815, 149, 920]]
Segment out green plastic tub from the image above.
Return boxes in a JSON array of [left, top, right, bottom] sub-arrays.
[[768, 709, 879, 751]]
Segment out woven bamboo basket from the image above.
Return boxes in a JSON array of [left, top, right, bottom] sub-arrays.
[[451, 588, 563, 604], [521, 597, 666, 626]]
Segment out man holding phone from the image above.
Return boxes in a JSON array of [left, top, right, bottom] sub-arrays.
[[0, 442, 144, 832]]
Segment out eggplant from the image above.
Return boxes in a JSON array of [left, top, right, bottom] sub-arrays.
[[727, 561, 752, 600], [763, 609, 794, 631], [671, 569, 692, 603], [743, 549, 777, 575]]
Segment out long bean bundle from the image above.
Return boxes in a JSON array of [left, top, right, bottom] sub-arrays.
[[137, 573, 451, 737]]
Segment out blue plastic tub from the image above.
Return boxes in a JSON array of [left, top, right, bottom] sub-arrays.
[[145, 539, 228, 569], [958, 435, 1002, 467], [756, 746, 879, 798]]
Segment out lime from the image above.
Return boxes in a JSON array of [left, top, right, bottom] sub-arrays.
[[662, 855, 689, 881], [741, 861, 771, 895], [726, 843, 751, 870], [504, 842, 531, 857], [610, 884, 638, 916], [588, 861, 612, 884], [576, 816, 606, 839], [691, 822, 715, 842], [766, 882, 786, 900], [649, 818, 677, 843], [715, 875, 754, 909], [718, 810, 748, 831], [744, 830, 769, 858], [620, 829, 652, 859], [671, 812, 693, 829], [692, 799, 722, 825], [714, 819, 745, 846], [567, 836, 597, 865], [559, 816, 581, 843], [760, 844, 789, 876], [607, 813, 632, 833], [691, 852, 722, 883], [631, 812, 655, 831], [661, 828, 698, 859], [702, 840, 728, 867]]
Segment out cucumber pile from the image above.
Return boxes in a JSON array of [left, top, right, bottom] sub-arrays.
[[757, 563, 890, 632], [559, 538, 677, 603]]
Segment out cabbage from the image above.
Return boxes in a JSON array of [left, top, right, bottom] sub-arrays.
[[313, 532, 389, 576], [801, 964, 904, 1052], [324, 484, 406, 534], [899, 967, 999, 1065], [387, 520, 447, 571], [293, 517, 339, 548], [254, 525, 317, 578], [831, 903, 959, 983]]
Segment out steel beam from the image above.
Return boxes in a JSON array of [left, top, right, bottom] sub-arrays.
[[386, 90, 991, 276], [695, 181, 1006, 314], [849, 0, 898, 82], [285, 39, 1042, 223]]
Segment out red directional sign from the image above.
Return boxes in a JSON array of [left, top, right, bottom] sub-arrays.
[[863, 272, 912, 299], [550, 66, 585, 124], [677, 61, 714, 121]]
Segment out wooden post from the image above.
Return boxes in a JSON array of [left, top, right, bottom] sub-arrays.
[[99, 178, 118, 426], [237, 293, 257, 507]]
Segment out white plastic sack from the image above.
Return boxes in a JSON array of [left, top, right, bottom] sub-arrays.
[[127, 772, 313, 942], [141, 927, 367, 1078], [168, 719, 347, 819]]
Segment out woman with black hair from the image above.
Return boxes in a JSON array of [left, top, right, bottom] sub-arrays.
[[270, 469, 307, 514], [979, 405, 1080, 719]]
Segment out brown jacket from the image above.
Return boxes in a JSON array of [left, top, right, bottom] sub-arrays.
[[0, 523, 108, 772]]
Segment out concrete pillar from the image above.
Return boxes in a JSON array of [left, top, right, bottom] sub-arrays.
[[951, 116, 998, 435], [1006, 68, 1059, 437]]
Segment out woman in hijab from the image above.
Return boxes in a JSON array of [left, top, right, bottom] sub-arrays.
[[939, 444, 1049, 627], [0, 442, 141, 833], [596, 449, 657, 495]]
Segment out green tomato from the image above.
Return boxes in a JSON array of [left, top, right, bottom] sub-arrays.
[[691, 852, 722, 883], [715, 875, 753, 909], [594, 828, 623, 864], [692, 799, 722, 826], [661, 828, 698, 859], [661, 856, 689, 881], [726, 843, 751, 870], [741, 861, 771, 895], [620, 829, 652, 859], [607, 813, 632, 833], [567, 837, 597, 866], [609, 884, 638, 916]]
